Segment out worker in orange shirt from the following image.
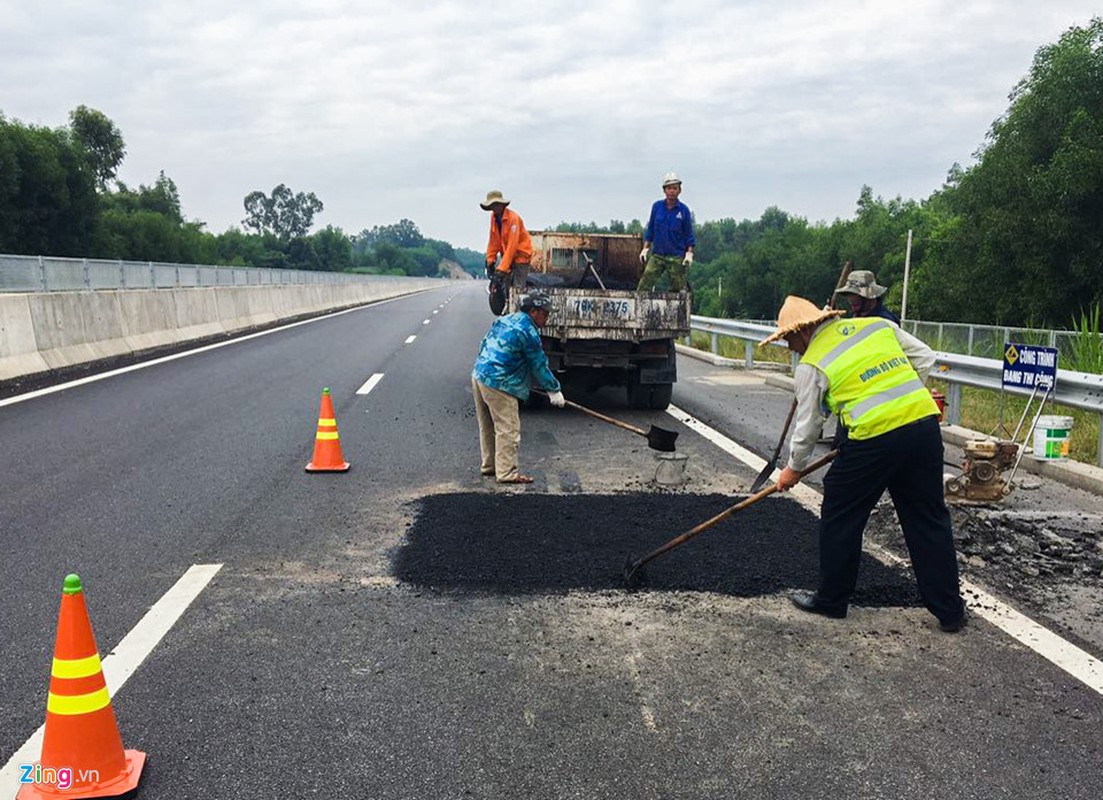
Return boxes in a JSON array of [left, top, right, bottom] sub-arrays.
[[481, 190, 533, 313]]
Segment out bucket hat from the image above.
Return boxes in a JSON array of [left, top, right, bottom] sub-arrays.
[[662, 171, 681, 187], [480, 190, 510, 210], [758, 296, 845, 346], [834, 270, 887, 299]]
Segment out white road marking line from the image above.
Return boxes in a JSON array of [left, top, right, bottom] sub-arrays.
[[624, 653, 658, 733], [666, 405, 821, 508], [356, 373, 385, 396], [0, 293, 426, 409], [666, 404, 1103, 696], [405, 335, 417, 344], [433, 309, 439, 314], [0, 564, 222, 792], [423, 319, 431, 325]]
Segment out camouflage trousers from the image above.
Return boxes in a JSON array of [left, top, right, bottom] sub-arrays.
[[638, 253, 686, 291]]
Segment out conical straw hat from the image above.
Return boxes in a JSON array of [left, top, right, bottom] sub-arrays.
[[758, 296, 845, 346]]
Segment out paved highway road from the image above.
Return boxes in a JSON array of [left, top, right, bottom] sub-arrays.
[[1, 283, 1100, 798]]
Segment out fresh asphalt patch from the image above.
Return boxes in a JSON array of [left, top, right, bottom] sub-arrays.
[[394, 492, 921, 605]]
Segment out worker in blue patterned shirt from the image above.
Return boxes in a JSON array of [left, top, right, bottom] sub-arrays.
[[472, 291, 566, 484], [638, 171, 695, 291]]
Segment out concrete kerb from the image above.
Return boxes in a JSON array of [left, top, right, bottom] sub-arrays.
[[0, 282, 449, 386], [679, 346, 1103, 496], [0, 293, 49, 380]]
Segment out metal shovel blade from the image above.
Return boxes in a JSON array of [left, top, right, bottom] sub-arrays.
[[645, 425, 679, 452], [623, 554, 645, 590]]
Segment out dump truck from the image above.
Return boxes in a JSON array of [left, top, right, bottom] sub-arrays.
[[508, 231, 692, 410]]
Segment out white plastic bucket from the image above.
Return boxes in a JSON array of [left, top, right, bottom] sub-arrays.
[[1032, 415, 1074, 461]]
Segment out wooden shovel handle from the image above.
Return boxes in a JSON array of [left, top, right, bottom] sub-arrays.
[[563, 399, 648, 437], [531, 389, 649, 437], [627, 449, 839, 576]]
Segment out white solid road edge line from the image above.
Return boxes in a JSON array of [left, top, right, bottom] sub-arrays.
[[356, 373, 385, 396], [666, 404, 1103, 696], [0, 564, 223, 791]]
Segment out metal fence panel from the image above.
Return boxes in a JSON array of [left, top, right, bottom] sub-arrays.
[[153, 264, 178, 288], [41, 257, 86, 290], [0, 255, 39, 290]]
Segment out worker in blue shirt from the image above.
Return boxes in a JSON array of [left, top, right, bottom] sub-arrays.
[[638, 171, 695, 291], [472, 291, 565, 484]]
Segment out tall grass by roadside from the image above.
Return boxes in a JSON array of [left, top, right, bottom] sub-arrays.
[[689, 331, 792, 366], [1066, 303, 1103, 374]]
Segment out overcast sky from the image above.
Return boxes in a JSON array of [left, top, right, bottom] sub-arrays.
[[2, 1, 1099, 251]]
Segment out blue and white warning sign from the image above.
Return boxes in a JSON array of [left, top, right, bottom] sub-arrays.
[[1002, 343, 1058, 390]]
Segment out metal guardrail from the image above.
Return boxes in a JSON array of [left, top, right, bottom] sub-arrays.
[[0, 253, 416, 291], [901, 318, 1086, 361], [689, 315, 1103, 466]]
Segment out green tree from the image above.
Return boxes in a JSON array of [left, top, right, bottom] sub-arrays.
[[0, 115, 99, 255], [941, 18, 1103, 326], [310, 225, 352, 271], [68, 105, 126, 190], [242, 184, 324, 239]]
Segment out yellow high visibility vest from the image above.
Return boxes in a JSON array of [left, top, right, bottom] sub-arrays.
[[802, 318, 939, 440]]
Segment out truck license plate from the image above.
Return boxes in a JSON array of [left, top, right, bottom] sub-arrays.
[[569, 298, 635, 320]]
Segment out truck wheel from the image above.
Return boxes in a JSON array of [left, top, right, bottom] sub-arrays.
[[649, 383, 673, 410], [626, 379, 651, 409]]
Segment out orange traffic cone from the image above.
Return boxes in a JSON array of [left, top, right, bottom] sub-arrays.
[[18, 574, 145, 800], [305, 387, 350, 472]]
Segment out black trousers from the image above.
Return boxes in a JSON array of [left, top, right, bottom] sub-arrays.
[[817, 415, 965, 624]]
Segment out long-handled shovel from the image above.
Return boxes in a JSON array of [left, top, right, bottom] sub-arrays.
[[749, 397, 798, 492], [623, 449, 838, 588], [535, 391, 679, 452]]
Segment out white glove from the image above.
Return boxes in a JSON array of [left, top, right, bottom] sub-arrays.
[[548, 391, 566, 408], [682, 251, 694, 267], [639, 247, 650, 265]]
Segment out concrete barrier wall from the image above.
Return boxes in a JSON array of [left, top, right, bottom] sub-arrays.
[[0, 278, 444, 382]]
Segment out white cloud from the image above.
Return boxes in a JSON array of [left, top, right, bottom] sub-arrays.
[[1, 0, 1098, 248]]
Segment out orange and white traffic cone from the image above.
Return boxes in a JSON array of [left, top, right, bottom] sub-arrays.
[[18, 574, 145, 800], [305, 387, 350, 472]]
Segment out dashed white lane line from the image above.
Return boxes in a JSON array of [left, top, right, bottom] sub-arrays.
[[405, 335, 417, 344], [0, 564, 223, 792], [665, 404, 1103, 696], [423, 319, 431, 325], [433, 309, 439, 314], [356, 373, 385, 396]]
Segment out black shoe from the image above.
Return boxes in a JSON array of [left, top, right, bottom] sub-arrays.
[[939, 613, 968, 633], [790, 591, 847, 619]]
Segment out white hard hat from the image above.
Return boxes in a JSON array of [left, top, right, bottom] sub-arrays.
[[662, 171, 681, 187]]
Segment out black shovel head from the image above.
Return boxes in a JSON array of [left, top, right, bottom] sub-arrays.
[[646, 425, 678, 452], [749, 461, 774, 493], [623, 554, 645, 590]]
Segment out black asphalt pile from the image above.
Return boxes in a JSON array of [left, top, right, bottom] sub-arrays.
[[394, 492, 920, 606]]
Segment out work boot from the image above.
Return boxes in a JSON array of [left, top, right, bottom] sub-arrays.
[[790, 591, 847, 619], [939, 613, 969, 633]]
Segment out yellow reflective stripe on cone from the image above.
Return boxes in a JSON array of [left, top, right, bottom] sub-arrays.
[[47, 686, 111, 715], [51, 653, 103, 679], [318, 418, 337, 426], [315, 432, 340, 440]]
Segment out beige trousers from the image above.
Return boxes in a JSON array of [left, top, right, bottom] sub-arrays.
[[472, 376, 522, 481]]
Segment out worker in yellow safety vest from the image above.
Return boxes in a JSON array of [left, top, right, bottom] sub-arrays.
[[760, 296, 966, 633]]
